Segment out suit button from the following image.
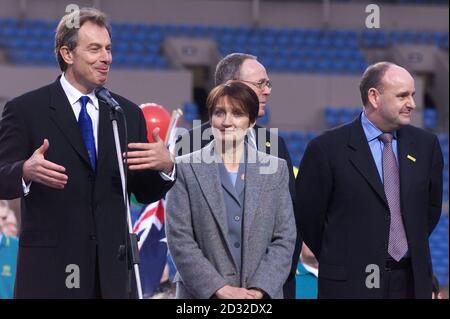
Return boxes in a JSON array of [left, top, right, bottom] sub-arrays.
[[234, 216, 240, 221], [234, 242, 240, 248], [90, 235, 97, 241]]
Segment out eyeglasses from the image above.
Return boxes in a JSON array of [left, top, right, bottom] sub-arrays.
[[241, 79, 272, 90]]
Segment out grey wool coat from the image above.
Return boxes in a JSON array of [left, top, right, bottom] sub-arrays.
[[166, 142, 296, 299]]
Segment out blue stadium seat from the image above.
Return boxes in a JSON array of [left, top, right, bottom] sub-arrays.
[[278, 34, 290, 47], [289, 131, 304, 143], [278, 130, 290, 143], [182, 102, 199, 122], [423, 108, 437, 130], [288, 59, 303, 72], [257, 105, 270, 125], [306, 131, 319, 141], [340, 107, 356, 123], [291, 35, 305, 47], [430, 214, 449, 285], [304, 36, 319, 48], [325, 107, 339, 127], [130, 42, 145, 54], [153, 56, 169, 69]]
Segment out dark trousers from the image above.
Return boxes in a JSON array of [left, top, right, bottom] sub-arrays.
[[383, 258, 415, 299], [283, 276, 296, 299], [90, 245, 102, 299]]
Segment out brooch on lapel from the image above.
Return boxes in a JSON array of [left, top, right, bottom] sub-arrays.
[[407, 154, 416, 162]]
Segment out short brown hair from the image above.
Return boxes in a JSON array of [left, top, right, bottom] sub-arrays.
[[55, 7, 112, 71], [207, 80, 259, 124], [359, 61, 395, 106], [214, 53, 257, 86]]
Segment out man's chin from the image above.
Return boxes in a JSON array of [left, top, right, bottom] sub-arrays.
[[96, 75, 108, 86], [399, 115, 412, 125]]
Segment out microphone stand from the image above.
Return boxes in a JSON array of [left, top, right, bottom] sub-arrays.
[[108, 105, 143, 300]]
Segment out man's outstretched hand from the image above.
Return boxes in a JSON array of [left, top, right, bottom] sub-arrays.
[[22, 139, 68, 189], [125, 127, 174, 175]]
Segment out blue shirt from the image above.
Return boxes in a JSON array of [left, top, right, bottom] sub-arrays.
[[227, 171, 238, 187], [361, 111, 398, 184]]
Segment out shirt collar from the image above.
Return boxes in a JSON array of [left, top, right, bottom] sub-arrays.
[[361, 110, 397, 142], [60, 73, 99, 110]]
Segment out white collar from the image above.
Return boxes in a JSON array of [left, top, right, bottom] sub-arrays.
[[303, 263, 319, 277], [60, 73, 99, 110]]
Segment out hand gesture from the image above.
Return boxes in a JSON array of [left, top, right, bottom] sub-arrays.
[[125, 128, 174, 175], [22, 139, 68, 189]]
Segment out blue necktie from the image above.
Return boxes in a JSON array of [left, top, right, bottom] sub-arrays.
[[78, 96, 97, 171]]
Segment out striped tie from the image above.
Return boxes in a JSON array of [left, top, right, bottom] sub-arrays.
[[379, 133, 408, 261]]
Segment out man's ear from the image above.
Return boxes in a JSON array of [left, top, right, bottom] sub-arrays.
[[59, 46, 74, 66], [367, 88, 380, 109]]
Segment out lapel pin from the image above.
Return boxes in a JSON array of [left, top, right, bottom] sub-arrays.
[[265, 141, 271, 148], [240, 173, 245, 181], [407, 154, 416, 162]]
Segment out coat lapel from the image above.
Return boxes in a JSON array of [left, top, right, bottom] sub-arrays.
[[397, 127, 416, 208], [190, 143, 232, 252], [242, 146, 266, 245], [234, 163, 245, 199], [96, 100, 114, 171], [48, 79, 92, 170], [217, 162, 241, 206], [348, 117, 389, 208]]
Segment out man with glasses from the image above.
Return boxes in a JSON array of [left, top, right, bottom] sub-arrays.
[[176, 53, 300, 299]]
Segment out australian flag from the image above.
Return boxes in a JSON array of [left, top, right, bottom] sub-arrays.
[[133, 200, 167, 298], [131, 108, 182, 298]]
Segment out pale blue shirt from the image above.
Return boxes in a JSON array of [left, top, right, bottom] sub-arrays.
[[361, 111, 398, 184], [227, 171, 238, 187]]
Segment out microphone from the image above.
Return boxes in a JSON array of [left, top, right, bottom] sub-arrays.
[[95, 86, 122, 112]]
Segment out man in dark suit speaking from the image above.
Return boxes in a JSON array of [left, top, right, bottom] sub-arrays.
[[295, 62, 443, 298], [0, 7, 175, 298]]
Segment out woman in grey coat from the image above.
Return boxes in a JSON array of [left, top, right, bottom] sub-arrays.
[[166, 81, 296, 299]]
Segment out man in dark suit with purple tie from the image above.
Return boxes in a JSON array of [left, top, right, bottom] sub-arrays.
[[295, 62, 443, 299]]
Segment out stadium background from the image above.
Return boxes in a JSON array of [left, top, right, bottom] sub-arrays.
[[0, 0, 448, 298]]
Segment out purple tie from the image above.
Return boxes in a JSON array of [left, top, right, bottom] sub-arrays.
[[379, 133, 408, 261]]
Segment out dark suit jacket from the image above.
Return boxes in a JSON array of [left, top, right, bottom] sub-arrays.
[[0, 78, 174, 298], [176, 121, 301, 298], [295, 116, 443, 299]]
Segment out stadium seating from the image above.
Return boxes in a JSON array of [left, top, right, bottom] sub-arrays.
[[430, 214, 449, 287], [1, 18, 448, 73]]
